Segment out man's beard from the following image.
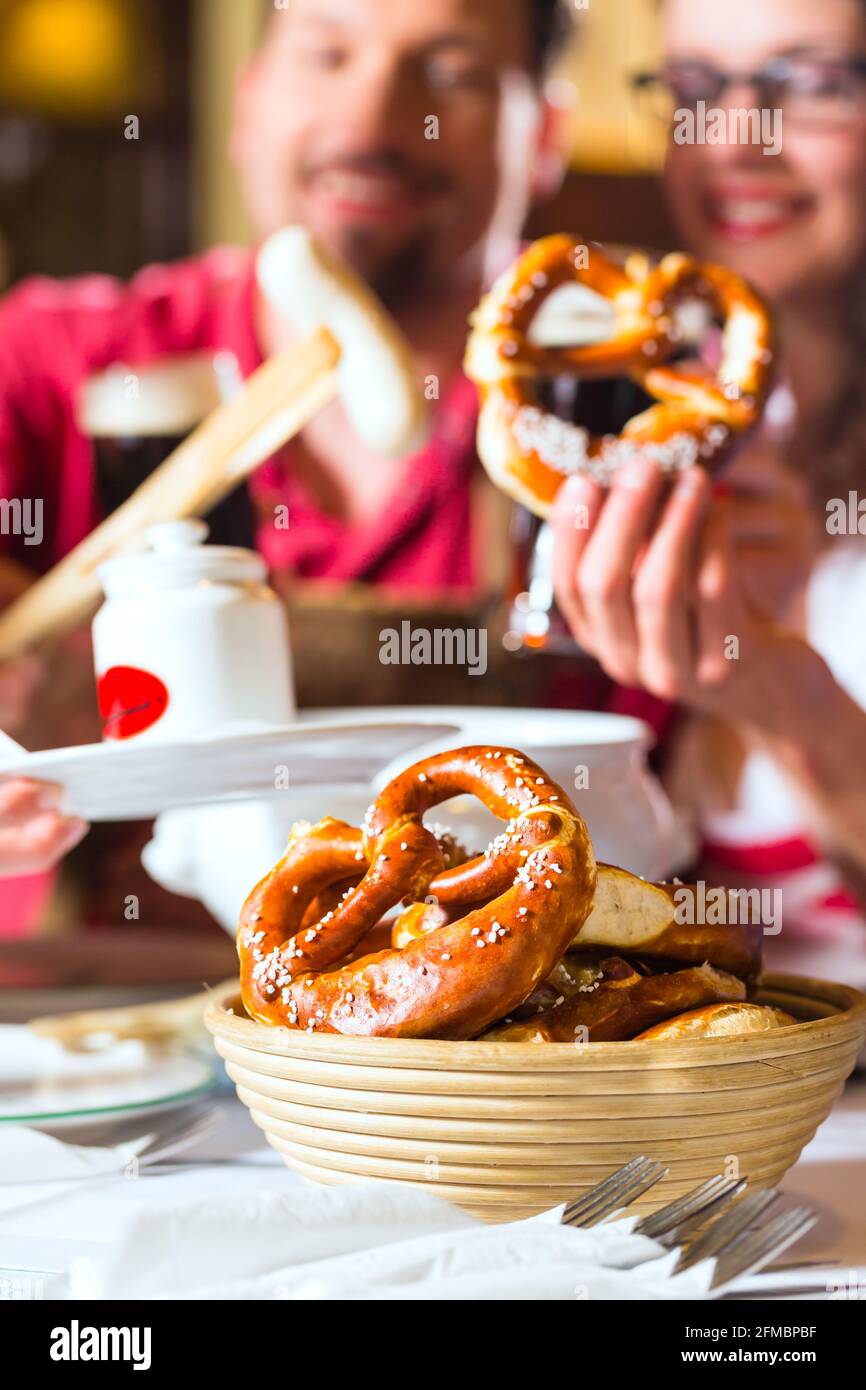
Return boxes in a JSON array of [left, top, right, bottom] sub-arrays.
[[298, 148, 453, 309], [339, 226, 438, 312]]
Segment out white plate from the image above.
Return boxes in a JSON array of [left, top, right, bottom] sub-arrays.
[[309, 706, 689, 880], [308, 705, 654, 747], [0, 1024, 217, 1129], [0, 718, 459, 822]]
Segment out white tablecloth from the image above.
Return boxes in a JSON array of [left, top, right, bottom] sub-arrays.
[[2, 1078, 865, 1299]]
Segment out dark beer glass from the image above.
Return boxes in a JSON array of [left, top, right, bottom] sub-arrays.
[[78, 352, 257, 548], [503, 245, 684, 656], [504, 375, 656, 655]]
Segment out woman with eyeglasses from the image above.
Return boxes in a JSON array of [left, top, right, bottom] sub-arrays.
[[552, 0, 866, 979]]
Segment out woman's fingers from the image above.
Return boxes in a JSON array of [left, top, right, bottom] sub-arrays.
[[573, 458, 668, 683], [631, 467, 712, 700], [0, 809, 88, 876], [552, 459, 668, 684], [552, 461, 758, 709], [0, 778, 87, 875], [0, 777, 60, 819], [551, 472, 605, 645]]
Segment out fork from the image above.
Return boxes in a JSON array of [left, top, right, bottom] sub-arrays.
[[676, 1187, 781, 1270], [0, 1107, 226, 1225], [713, 1208, 819, 1290], [561, 1159, 745, 1235], [561, 1156, 669, 1228], [637, 1174, 748, 1247], [560, 1161, 819, 1295], [674, 1191, 820, 1291], [115, 1106, 225, 1169]]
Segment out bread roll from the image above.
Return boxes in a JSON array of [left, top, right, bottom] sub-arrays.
[[634, 1002, 797, 1041], [574, 864, 763, 982]]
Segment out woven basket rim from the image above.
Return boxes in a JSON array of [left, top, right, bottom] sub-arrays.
[[204, 972, 866, 1069]]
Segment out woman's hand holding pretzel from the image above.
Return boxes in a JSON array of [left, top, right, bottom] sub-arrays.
[[550, 449, 817, 722], [464, 233, 818, 728]]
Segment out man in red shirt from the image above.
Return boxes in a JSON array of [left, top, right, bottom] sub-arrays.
[[0, 0, 573, 879], [0, 0, 570, 589]]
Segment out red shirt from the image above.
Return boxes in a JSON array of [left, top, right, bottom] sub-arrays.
[[0, 245, 476, 592], [0, 244, 681, 748]]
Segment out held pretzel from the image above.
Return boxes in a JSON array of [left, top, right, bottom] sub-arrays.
[[238, 747, 596, 1039], [464, 235, 775, 518]]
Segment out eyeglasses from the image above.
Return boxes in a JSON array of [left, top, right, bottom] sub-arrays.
[[632, 50, 866, 129]]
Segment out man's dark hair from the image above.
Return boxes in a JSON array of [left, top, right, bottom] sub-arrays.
[[528, 0, 574, 79], [259, 0, 574, 80]]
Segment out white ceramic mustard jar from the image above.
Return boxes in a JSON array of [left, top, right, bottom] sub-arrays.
[[92, 520, 294, 742]]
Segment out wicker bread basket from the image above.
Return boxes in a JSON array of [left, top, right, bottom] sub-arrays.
[[205, 972, 866, 1222]]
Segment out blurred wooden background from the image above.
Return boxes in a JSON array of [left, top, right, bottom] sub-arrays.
[[0, 0, 674, 288]]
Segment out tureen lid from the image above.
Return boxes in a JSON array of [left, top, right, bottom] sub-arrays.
[[97, 520, 267, 596]]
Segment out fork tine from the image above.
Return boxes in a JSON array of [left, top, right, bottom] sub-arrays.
[[658, 1180, 748, 1250], [564, 1160, 669, 1228], [580, 1163, 669, 1227], [561, 1156, 653, 1225], [119, 1119, 183, 1164], [677, 1188, 780, 1270], [131, 1107, 215, 1153], [562, 1158, 661, 1229], [136, 1108, 225, 1164], [562, 1157, 657, 1226], [146, 1106, 224, 1149], [156, 1107, 225, 1146], [637, 1175, 729, 1238], [710, 1208, 818, 1291], [710, 1208, 805, 1284]]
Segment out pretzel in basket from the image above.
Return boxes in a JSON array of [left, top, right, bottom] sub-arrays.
[[393, 863, 763, 984], [238, 746, 596, 1039], [483, 957, 747, 1043], [464, 235, 775, 517]]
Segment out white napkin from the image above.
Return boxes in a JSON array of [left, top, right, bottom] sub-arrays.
[[0, 1125, 138, 1187], [66, 1182, 715, 1301], [0, 1125, 142, 1225], [0, 1129, 718, 1299]]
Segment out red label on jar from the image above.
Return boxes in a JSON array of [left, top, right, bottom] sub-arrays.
[[97, 666, 170, 740]]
